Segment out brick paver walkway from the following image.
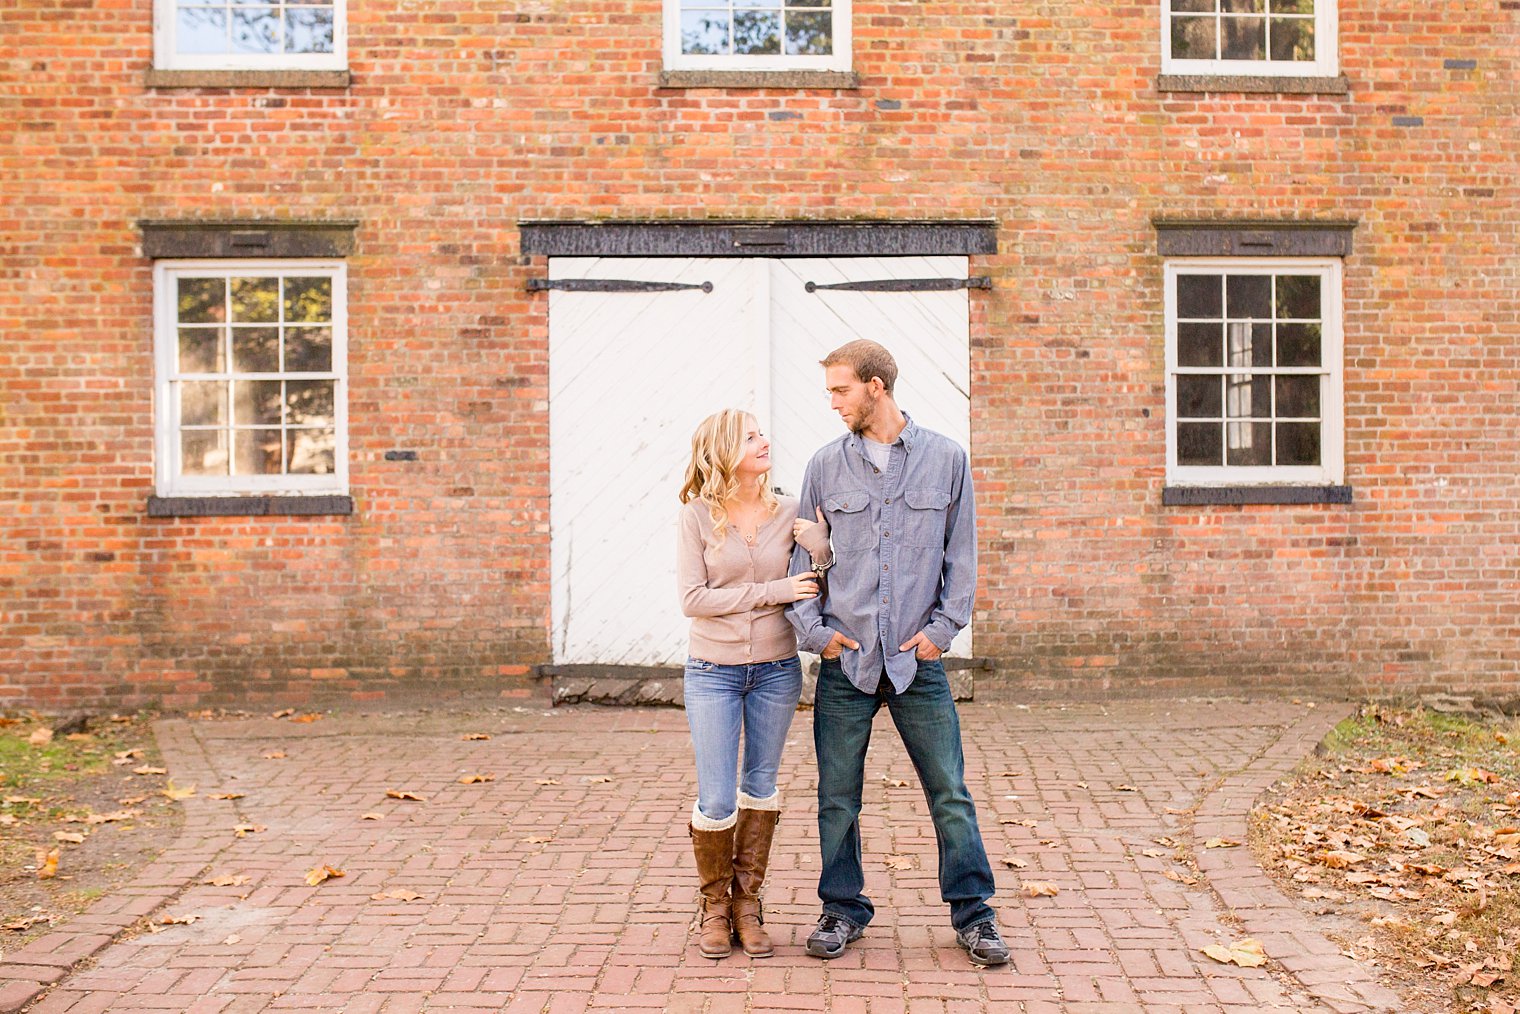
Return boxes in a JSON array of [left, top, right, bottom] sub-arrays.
[[3, 699, 1405, 1013]]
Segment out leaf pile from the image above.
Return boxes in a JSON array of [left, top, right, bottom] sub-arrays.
[[1252, 705, 1520, 1013]]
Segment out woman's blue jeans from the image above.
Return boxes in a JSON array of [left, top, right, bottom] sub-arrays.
[[684, 655, 803, 821], [814, 657, 997, 931]]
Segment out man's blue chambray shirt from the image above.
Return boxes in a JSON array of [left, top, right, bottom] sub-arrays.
[[785, 414, 976, 694]]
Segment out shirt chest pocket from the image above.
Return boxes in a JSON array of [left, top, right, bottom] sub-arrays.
[[822, 491, 873, 552], [901, 488, 952, 548]]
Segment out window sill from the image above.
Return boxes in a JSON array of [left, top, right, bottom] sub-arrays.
[[1155, 74, 1349, 96], [1162, 485, 1352, 506], [148, 495, 354, 517], [144, 69, 351, 90], [658, 69, 860, 90]]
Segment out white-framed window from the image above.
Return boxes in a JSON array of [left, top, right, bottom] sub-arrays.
[[152, 0, 347, 71], [153, 261, 347, 497], [663, 0, 851, 72], [1165, 259, 1343, 486], [1161, 0, 1337, 77]]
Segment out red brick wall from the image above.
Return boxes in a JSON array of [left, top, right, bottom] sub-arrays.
[[2, 1, 1516, 708]]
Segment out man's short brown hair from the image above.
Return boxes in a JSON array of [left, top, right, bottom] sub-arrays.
[[821, 339, 898, 393]]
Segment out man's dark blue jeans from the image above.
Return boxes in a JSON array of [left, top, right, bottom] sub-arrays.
[[813, 656, 997, 932]]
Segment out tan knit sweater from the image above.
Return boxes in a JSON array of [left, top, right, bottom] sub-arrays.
[[676, 495, 804, 665]]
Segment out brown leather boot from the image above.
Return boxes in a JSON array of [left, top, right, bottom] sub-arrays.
[[731, 804, 780, 957], [689, 819, 737, 959]]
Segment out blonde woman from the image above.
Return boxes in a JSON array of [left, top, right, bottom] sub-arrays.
[[677, 409, 831, 959]]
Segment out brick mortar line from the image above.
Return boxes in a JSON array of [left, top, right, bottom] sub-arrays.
[[0, 719, 241, 1014], [1193, 706, 1405, 1014]]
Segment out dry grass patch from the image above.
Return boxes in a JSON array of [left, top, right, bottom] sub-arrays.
[[1252, 704, 1520, 1014]]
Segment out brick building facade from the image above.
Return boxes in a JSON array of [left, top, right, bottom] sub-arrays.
[[3, 1, 1517, 709]]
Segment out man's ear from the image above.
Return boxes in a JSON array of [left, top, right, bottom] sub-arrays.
[[867, 376, 885, 394]]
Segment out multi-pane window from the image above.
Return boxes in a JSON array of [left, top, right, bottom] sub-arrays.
[[154, 262, 346, 496], [1161, 0, 1336, 77], [664, 0, 851, 71], [153, 0, 346, 70], [1165, 260, 1342, 485]]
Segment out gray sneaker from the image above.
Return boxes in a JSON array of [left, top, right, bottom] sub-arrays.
[[805, 914, 863, 959], [956, 920, 1010, 966]]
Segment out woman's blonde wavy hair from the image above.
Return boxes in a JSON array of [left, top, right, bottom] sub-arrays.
[[679, 409, 777, 543]]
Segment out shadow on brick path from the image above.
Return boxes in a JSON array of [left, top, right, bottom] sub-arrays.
[[2, 699, 1406, 1013]]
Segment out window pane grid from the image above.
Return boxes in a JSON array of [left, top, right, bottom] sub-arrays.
[[1172, 271, 1327, 469], [172, 272, 336, 478], [176, 1, 335, 57], [680, 0, 834, 56], [1168, 0, 1316, 63]]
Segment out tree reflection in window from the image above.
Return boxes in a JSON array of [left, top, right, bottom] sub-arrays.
[[172, 272, 336, 478], [176, 2, 334, 56], [680, 1, 833, 57]]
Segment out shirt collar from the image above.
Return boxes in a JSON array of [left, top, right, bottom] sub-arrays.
[[845, 412, 918, 457]]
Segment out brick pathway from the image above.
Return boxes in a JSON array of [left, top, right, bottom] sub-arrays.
[[3, 699, 1405, 1013]]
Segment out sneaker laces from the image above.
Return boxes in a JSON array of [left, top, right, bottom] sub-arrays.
[[817, 915, 847, 934], [969, 922, 1000, 943]]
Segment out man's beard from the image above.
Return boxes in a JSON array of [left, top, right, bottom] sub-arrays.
[[847, 392, 879, 435]]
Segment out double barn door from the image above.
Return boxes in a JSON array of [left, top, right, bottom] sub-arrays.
[[547, 256, 972, 666]]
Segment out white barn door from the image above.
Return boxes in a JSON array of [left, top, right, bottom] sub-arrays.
[[548, 256, 971, 666]]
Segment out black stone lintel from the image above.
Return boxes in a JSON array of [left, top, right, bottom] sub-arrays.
[[658, 69, 860, 90], [1162, 485, 1353, 506], [1154, 220, 1357, 258], [519, 220, 999, 259], [140, 220, 359, 259], [144, 69, 351, 89], [1155, 74, 1350, 95], [147, 495, 355, 517]]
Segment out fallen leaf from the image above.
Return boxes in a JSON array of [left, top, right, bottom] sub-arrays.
[[118, 795, 147, 805], [584, 775, 613, 784], [998, 770, 1023, 777], [1472, 971, 1504, 989], [457, 774, 495, 784], [222, 934, 242, 945], [291, 713, 323, 723], [1021, 881, 1059, 897], [4, 796, 41, 806], [1117, 784, 1139, 792], [234, 824, 266, 837], [1076, 781, 1089, 789], [1447, 767, 1501, 786], [882, 778, 909, 788], [0, 815, 15, 826], [462, 733, 490, 741], [1000, 818, 1038, 828], [370, 889, 423, 902], [305, 865, 345, 886], [1202, 938, 1268, 967], [270, 708, 294, 719], [162, 780, 197, 801], [1319, 849, 1368, 869], [1164, 870, 1198, 885], [1142, 849, 1169, 858], [209, 793, 244, 801], [53, 831, 86, 844], [884, 855, 914, 870], [133, 766, 168, 776], [1002, 857, 1028, 869], [1402, 862, 1448, 877], [1204, 837, 1242, 849], [522, 835, 554, 845], [28, 728, 53, 746], [36, 849, 59, 879], [360, 812, 384, 821], [204, 874, 251, 887], [114, 748, 144, 762], [386, 790, 425, 801], [262, 751, 287, 760], [159, 913, 200, 925], [86, 809, 140, 824], [534, 779, 559, 786]]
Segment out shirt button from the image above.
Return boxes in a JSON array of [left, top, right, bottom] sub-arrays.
[[884, 498, 891, 504], [883, 565, 889, 571], [883, 531, 890, 538], [882, 596, 888, 603]]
